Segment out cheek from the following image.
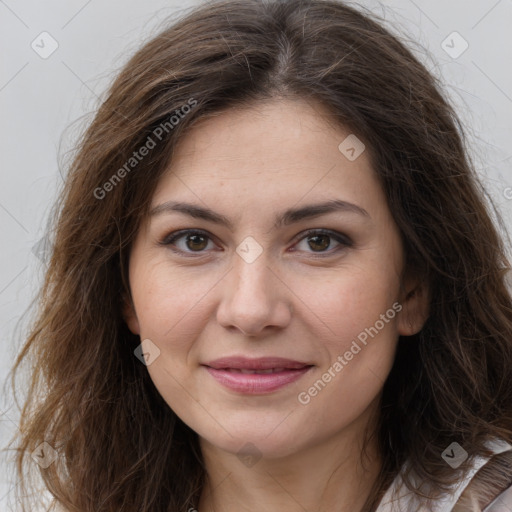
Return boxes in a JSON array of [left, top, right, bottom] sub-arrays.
[[293, 297, 399, 443], [131, 264, 210, 413], [293, 260, 400, 340], [291, 258, 401, 400], [130, 259, 218, 344]]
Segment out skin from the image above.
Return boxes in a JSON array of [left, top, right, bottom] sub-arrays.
[[124, 97, 430, 512]]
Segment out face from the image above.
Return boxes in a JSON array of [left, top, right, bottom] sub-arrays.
[[124, 98, 429, 459]]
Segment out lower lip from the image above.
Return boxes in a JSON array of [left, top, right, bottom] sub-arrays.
[[203, 366, 313, 394]]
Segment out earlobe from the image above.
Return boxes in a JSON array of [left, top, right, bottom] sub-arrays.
[[397, 278, 430, 336], [122, 295, 140, 335]]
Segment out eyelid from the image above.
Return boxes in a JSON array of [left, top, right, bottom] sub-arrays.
[[159, 227, 352, 257], [293, 228, 352, 247], [289, 228, 353, 258], [159, 229, 217, 255]]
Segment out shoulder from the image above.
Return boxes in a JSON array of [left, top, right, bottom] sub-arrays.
[[376, 438, 512, 512], [454, 439, 512, 511], [481, 483, 512, 511]]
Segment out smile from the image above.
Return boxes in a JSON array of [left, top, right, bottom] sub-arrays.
[[202, 364, 314, 394]]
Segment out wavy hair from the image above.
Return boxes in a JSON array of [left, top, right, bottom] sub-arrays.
[[6, 0, 512, 510]]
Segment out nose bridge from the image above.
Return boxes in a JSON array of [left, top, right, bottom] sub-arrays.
[[229, 231, 271, 284], [231, 246, 275, 301], [216, 242, 292, 334]]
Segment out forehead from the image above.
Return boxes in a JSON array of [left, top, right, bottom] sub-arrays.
[[151, 97, 385, 219], [170, 97, 358, 167]]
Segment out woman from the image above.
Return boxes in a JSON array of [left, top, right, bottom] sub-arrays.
[[7, 0, 512, 511]]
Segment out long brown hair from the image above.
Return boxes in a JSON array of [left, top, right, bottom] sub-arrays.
[[6, 0, 512, 510]]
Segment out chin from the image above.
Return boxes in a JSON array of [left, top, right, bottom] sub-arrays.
[[197, 422, 307, 461]]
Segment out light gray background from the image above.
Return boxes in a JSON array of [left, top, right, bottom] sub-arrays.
[[1, 0, 511, 509]]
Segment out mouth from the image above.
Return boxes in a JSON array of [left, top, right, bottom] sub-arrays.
[[210, 367, 309, 374], [201, 357, 314, 394], [203, 356, 312, 371]]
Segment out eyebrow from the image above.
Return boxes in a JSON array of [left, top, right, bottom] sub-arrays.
[[149, 199, 370, 230]]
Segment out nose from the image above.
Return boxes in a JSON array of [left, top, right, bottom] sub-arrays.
[[215, 251, 293, 337]]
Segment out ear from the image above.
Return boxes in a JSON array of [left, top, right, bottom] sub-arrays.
[[122, 292, 140, 335], [397, 273, 430, 336]]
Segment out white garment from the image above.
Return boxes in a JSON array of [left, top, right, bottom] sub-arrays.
[[483, 482, 512, 511], [375, 438, 512, 512]]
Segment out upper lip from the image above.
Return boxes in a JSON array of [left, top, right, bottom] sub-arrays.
[[203, 356, 312, 370]]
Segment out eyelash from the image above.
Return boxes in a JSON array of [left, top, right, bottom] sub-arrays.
[[159, 228, 352, 258]]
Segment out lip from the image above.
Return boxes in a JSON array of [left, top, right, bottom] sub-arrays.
[[204, 356, 311, 370], [202, 356, 314, 394]]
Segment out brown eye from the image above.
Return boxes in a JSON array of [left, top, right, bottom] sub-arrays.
[[161, 229, 215, 255], [307, 234, 332, 252], [294, 229, 352, 256], [184, 233, 209, 251]]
